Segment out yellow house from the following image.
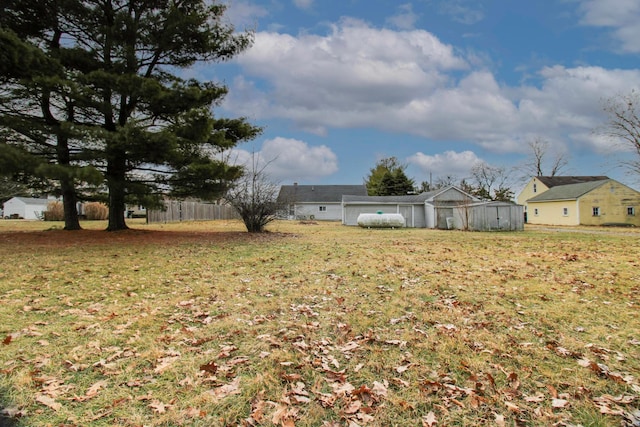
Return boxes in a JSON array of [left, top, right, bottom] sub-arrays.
[[517, 176, 609, 223], [522, 178, 640, 226]]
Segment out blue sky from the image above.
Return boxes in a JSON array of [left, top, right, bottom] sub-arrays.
[[203, 0, 640, 191]]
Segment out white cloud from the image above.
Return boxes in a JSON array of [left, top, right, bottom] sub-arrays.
[[386, 4, 420, 30], [407, 150, 482, 178], [439, 1, 484, 25], [229, 137, 338, 182], [293, 0, 314, 10], [223, 18, 640, 159], [577, 0, 640, 53], [224, 1, 269, 29]]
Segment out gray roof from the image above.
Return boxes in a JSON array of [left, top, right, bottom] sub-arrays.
[[536, 176, 609, 188], [9, 197, 50, 205], [528, 179, 609, 202], [277, 184, 367, 203], [342, 191, 437, 204]]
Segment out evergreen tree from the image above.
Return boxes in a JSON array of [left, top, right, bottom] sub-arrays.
[[365, 157, 415, 196], [0, 0, 260, 231]]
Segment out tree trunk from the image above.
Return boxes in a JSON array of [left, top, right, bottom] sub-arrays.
[[61, 178, 81, 230], [57, 127, 81, 230], [106, 154, 128, 231]]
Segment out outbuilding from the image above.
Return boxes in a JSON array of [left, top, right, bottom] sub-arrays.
[[342, 186, 523, 231], [2, 197, 50, 220]]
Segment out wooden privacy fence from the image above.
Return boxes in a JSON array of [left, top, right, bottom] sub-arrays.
[[147, 201, 238, 223]]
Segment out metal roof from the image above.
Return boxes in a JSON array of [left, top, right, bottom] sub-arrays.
[[536, 176, 609, 188], [527, 179, 610, 202], [277, 184, 367, 203]]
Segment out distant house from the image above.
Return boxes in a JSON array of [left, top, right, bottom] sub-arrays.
[[342, 186, 523, 231], [518, 176, 640, 226], [3, 197, 50, 220], [277, 184, 367, 221]]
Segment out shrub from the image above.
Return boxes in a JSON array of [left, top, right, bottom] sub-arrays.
[[84, 202, 108, 220], [44, 201, 64, 221]]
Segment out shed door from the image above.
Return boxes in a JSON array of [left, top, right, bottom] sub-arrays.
[[488, 206, 511, 230], [398, 205, 412, 227], [437, 207, 454, 229]]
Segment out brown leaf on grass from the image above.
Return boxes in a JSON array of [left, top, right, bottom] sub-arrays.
[[35, 394, 61, 411], [2, 334, 12, 345], [524, 393, 545, 403], [86, 380, 107, 397], [505, 401, 521, 413], [72, 380, 108, 401], [281, 373, 302, 382], [343, 399, 361, 415], [210, 377, 241, 401], [422, 411, 437, 426], [154, 355, 180, 374], [552, 398, 570, 408], [199, 361, 218, 374], [371, 381, 388, 398], [395, 363, 413, 374], [149, 399, 170, 414], [507, 372, 519, 390], [183, 406, 206, 418], [271, 404, 299, 426]]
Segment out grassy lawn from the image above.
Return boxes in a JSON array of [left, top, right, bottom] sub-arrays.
[[0, 219, 638, 426]]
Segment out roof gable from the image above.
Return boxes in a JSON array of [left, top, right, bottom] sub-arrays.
[[528, 179, 609, 202], [278, 185, 367, 203]]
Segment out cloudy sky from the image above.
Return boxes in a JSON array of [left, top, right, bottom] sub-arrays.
[[206, 0, 640, 190]]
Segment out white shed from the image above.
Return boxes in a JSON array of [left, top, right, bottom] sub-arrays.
[[2, 197, 50, 220]]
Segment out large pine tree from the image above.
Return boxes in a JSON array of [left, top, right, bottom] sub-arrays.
[[0, 0, 260, 230]]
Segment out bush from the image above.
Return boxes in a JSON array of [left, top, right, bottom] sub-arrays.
[[44, 201, 64, 221], [84, 202, 108, 220]]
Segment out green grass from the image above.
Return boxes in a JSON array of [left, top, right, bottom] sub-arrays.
[[0, 219, 639, 426]]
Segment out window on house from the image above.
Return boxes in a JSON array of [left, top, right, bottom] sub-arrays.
[[533, 183, 537, 193], [592, 207, 600, 216], [534, 208, 539, 216], [563, 208, 568, 216], [628, 206, 636, 216], [319, 206, 327, 212]]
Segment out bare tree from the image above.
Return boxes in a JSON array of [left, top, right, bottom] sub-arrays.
[[225, 154, 282, 233], [602, 90, 640, 176], [471, 162, 513, 201], [525, 137, 569, 177]]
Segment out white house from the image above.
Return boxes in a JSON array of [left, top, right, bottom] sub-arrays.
[[277, 184, 367, 221], [3, 197, 50, 220]]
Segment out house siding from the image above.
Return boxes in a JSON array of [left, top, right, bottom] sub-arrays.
[[294, 203, 342, 221], [516, 178, 550, 221], [577, 182, 640, 226], [527, 200, 579, 225], [3, 197, 49, 220]]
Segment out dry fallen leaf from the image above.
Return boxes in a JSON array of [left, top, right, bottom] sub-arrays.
[[552, 398, 570, 408], [35, 394, 61, 411], [210, 377, 241, 401], [149, 399, 170, 414], [422, 411, 437, 426]]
